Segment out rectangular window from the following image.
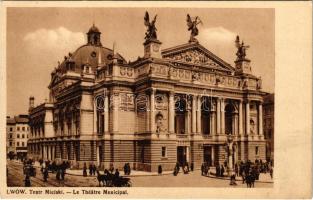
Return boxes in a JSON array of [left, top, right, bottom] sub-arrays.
[[22, 142, 25, 147], [17, 127, 20, 131], [161, 146, 167, 158], [17, 134, 20, 138], [17, 142, 19, 147], [9, 142, 12, 146], [22, 134, 25, 139], [10, 128, 13, 131], [9, 134, 12, 139], [255, 146, 259, 155], [22, 127, 25, 131]]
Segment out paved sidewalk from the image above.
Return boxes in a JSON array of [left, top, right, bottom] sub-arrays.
[[9, 159, 273, 183]]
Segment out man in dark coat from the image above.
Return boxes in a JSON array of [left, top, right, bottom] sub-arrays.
[[83, 163, 87, 177], [220, 165, 225, 177]]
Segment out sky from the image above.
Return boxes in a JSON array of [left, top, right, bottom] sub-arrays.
[[6, 7, 274, 116]]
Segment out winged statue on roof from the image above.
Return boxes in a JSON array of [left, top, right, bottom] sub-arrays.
[[144, 11, 158, 41], [235, 35, 250, 60], [186, 14, 202, 43]]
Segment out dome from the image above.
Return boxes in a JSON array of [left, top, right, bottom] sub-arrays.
[[88, 24, 100, 33], [59, 44, 127, 73]]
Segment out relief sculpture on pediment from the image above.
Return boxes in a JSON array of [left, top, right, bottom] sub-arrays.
[[167, 50, 218, 67]]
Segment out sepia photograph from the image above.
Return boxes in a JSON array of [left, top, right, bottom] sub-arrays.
[[0, 1, 311, 199], [5, 6, 274, 188]]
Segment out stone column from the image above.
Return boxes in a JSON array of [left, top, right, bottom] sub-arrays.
[[221, 99, 225, 134], [209, 114, 213, 135], [246, 100, 250, 135], [211, 146, 215, 166], [258, 102, 263, 136], [196, 95, 202, 134], [186, 146, 190, 163], [113, 92, 119, 133], [47, 146, 51, 160], [150, 89, 156, 133], [93, 98, 97, 134], [96, 144, 100, 166], [212, 112, 216, 135], [239, 100, 243, 136], [216, 98, 221, 135], [192, 95, 197, 134], [234, 114, 238, 135], [168, 92, 175, 133], [104, 91, 109, 133]]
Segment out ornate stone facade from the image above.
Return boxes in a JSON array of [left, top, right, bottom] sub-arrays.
[[27, 24, 267, 172]]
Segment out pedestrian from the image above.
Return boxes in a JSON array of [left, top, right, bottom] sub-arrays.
[[221, 165, 225, 177], [173, 167, 178, 176], [92, 164, 97, 176], [61, 168, 65, 180], [127, 163, 131, 175], [43, 168, 48, 182], [24, 175, 31, 187], [230, 173, 237, 186], [235, 163, 239, 177], [269, 167, 273, 179], [123, 163, 127, 175], [201, 163, 204, 176], [89, 163, 92, 176], [83, 162, 87, 177], [56, 168, 61, 181], [114, 169, 120, 178], [158, 165, 162, 175]]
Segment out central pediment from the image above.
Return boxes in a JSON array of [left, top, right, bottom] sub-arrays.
[[161, 42, 234, 72]]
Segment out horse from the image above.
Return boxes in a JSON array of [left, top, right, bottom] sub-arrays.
[[96, 170, 107, 187]]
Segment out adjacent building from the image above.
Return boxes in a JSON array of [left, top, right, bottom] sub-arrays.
[[263, 93, 274, 162], [6, 115, 30, 159], [27, 22, 268, 172]]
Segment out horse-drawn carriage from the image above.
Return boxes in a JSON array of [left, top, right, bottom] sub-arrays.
[[23, 164, 36, 177], [97, 170, 132, 187]]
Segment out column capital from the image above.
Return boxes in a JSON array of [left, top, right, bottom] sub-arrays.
[[244, 99, 250, 104], [169, 91, 175, 97], [146, 88, 156, 95]]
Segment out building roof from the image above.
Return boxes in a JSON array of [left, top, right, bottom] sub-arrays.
[[263, 93, 274, 104], [55, 24, 127, 74], [7, 115, 29, 124]]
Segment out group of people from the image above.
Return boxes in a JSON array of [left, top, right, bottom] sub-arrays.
[[40, 160, 70, 182], [173, 162, 193, 176], [237, 159, 274, 187], [215, 164, 226, 177]]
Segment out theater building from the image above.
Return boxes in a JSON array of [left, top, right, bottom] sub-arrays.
[[28, 23, 266, 172]]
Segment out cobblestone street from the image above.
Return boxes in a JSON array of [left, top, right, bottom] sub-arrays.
[[7, 160, 273, 187]]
